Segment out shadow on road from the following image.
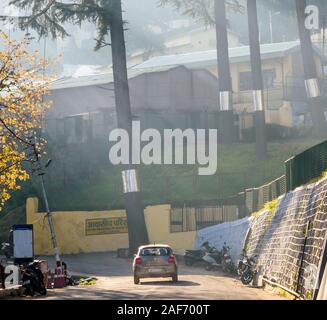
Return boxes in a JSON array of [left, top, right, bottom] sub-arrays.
[[140, 280, 200, 287]]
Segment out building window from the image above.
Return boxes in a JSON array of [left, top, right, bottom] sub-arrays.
[[239, 69, 276, 91]]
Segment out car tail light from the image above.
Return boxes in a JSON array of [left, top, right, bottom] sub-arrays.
[[134, 257, 142, 265], [168, 256, 176, 264]]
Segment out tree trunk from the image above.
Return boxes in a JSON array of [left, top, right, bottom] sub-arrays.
[[214, 0, 237, 144], [110, 0, 149, 253], [296, 0, 327, 138], [247, 0, 267, 160]]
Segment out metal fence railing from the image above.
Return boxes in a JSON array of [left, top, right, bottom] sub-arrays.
[[170, 205, 239, 233], [286, 140, 327, 192], [170, 140, 327, 230], [244, 175, 286, 213]]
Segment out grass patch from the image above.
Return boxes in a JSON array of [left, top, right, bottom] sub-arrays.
[[306, 170, 327, 185], [252, 199, 279, 218], [0, 137, 323, 218]]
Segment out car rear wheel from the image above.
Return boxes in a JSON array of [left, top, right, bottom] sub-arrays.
[[172, 274, 178, 282], [134, 275, 140, 285]]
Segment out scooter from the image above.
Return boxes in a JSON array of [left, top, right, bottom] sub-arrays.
[[203, 246, 223, 271], [22, 261, 47, 297]]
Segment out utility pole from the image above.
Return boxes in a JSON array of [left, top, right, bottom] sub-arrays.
[[33, 148, 65, 288], [296, 0, 327, 138], [214, 0, 236, 144], [247, 0, 267, 160], [110, 0, 149, 254], [269, 11, 280, 43]]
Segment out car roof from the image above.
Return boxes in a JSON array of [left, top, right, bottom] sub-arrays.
[[138, 244, 172, 250]]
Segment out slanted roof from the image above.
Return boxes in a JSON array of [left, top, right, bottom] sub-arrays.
[[51, 66, 176, 90], [132, 41, 325, 71]]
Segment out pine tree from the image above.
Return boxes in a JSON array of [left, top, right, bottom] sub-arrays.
[[266, 0, 327, 137], [5, 0, 149, 253], [160, 0, 267, 158]]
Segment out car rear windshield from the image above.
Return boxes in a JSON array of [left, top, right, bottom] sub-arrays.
[[140, 247, 172, 256]]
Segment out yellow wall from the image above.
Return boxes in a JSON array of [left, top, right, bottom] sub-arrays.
[[144, 205, 197, 254], [26, 198, 196, 256]]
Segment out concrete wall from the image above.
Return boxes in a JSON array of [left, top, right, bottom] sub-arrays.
[[26, 198, 196, 255], [195, 217, 251, 262]]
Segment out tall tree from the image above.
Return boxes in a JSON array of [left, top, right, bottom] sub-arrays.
[[160, 0, 242, 144], [215, 0, 237, 144], [295, 0, 327, 138], [266, 0, 327, 137], [5, 0, 149, 253], [161, 0, 267, 158], [247, 0, 267, 160]]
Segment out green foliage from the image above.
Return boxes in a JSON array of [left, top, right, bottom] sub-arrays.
[[306, 169, 327, 185], [5, 0, 115, 51], [0, 205, 25, 243], [251, 199, 279, 218]]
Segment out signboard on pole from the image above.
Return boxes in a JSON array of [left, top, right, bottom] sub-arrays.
[[13, 225, 34, 264]]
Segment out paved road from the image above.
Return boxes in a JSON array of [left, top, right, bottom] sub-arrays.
[[25, 252, 285, 300]]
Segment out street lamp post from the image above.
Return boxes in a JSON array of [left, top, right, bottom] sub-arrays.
[[269, 11, 280, 43]]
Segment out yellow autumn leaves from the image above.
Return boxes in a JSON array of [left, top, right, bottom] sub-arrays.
[[0, 31, 52, 210]]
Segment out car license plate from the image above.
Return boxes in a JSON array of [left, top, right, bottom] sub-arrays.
[[148, 268, 163, 273]]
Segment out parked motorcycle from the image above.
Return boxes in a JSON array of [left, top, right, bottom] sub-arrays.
[[240, 255, 258, 285], [237, 249, 248, 276], [221, 243, 237, 274], [184, 249, 205, 266], [22, 261, 47, 297], [184, 241, 211, 266]]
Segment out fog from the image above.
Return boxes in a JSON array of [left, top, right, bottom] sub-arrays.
[[0, 0, 304, 79]]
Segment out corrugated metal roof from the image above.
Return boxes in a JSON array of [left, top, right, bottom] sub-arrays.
[[133, 41, 302, 70], [51, 40, 325, 91], [51, 66, 176, 90]]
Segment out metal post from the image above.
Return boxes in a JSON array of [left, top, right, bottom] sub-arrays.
[[36, 157, 65, 288], [269, 11, 273, 43], [269, 11, 280, 44], [296, 221, 311, 295], [39, 174, 61, 268]]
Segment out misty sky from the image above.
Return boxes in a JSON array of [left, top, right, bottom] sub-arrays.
[[0, 0, 301, 77]]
